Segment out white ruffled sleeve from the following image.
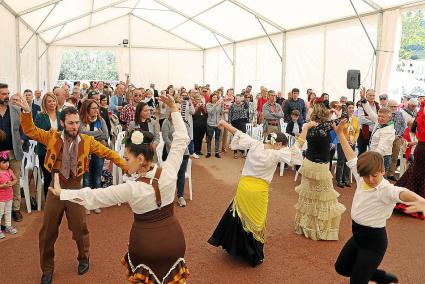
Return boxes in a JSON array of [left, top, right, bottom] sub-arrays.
[[60, 183, 134, 210], [230, 130, 260, 151], [276, 144, 303, 166]]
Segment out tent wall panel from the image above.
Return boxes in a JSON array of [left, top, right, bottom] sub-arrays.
[[204, 45, 233, 90], [20, 22, 37, 91], [235, 39, 257, 92], [39, 39, 49, 92], [324, 15, 378, 100], [0, 5, 17, 91], [130, 48, 202, 90], [205, 47, 219, 89], [256, 34, 282, 93], [285, 26, 325, 100]]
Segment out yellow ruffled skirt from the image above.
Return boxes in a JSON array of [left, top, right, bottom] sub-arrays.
[[294, 159, 346, 241]]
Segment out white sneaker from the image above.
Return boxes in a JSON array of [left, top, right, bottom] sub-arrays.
[[5, 226, 17, 234], [0, 231, 5, 239], [178, 197, 187, 207], [94, 208, 101, 214], [191, 153, 200, 159], [85, 209, 91, 215]]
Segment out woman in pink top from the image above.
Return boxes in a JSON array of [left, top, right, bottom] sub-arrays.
[[0, 151, 18, 239]]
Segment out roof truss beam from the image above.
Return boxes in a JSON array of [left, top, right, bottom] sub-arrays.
[[167, 0, 226, 32], [38, 0, 128, 33], [360, 0, 383, 11], [152, 0, 235, 43], [17, 0, 63, 16], [50, 13, 129, 43], [131, 13, 204, 50], [228, 0, 286, 32]]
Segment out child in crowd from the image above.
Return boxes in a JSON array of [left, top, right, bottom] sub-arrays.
[[286, 109, 302, 137], [0, 151, 18, 239], [333, 120, 425, 284]]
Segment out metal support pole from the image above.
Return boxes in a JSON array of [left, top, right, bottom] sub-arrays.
[[349, 0, 377, 55], [213, 33, 233, 65], [21, 3, 58, 52], [36, 34, 40, 89], [322, 26, 327, 93], [202, 50, 206, 85], [374, 11, 384, 90], [255, 16, 282, 61], [232, 43, 236, 90], [15, 16, 21, 93], [281, 32, 286, 95], [128, 15, 132, 80], [39, 24, 66, 59]]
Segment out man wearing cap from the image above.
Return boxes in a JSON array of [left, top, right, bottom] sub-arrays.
[[387, 100, 406, 181], [379, 94, 389, 108], [401, 98, 418, 123]]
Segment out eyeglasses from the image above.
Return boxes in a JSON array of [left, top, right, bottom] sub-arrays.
[[379, 98, 387, 100]]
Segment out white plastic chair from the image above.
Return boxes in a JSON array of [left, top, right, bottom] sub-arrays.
[[245, 123, 253, 136], [112, 131, 126, 185], [20, 140, 38, 213], [252, 125, 264, 141], [279, 134, 296, 176], [156, 133, 165, 166]]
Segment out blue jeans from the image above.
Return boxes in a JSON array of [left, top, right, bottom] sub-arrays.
[[83, 154, 104, 189], [188, 140, 194, 155], [177, 155, 189, 198], [207, 125, 221, 154], [383, 155, 391, 174], [336, 143, 353, 184]]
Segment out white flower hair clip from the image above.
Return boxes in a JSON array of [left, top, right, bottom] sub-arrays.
[[131, 131, 144, 145]]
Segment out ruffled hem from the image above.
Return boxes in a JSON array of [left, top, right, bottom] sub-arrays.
[[299, 159, 333, 180], [121, 253, 189, 284], [294, 161, 346, 241]]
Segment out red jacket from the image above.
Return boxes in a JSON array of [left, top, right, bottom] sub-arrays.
[[403, 128, 417, 160], [257, 97, 268, 112], [416, 101, 425, 142]]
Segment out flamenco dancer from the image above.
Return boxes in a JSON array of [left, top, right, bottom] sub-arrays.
[[394, 100, 425, 219], [333, 120, 425, 284], [49, 94, 190, 284], [294, 98, 347, 240], [208, 118, 316, 266]]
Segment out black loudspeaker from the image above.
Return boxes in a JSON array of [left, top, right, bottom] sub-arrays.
[[347, 70, 361, 89]]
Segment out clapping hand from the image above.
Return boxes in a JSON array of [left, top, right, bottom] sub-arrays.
[[13, 93, 31, 112], [359, 87, 366, 100], [159, 94, 177, 111], [48, 173, 62, 197], [305, 121, 318, 129]]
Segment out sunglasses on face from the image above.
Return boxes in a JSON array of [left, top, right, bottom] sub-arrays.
[[380, 98, 387, 100]]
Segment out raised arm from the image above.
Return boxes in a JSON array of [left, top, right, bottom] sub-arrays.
[[89, 137, 128, 172], [50, 173, 133, 210], [333, 119, 356, 161], [219, 119, 258, 150], [161, 95, 190, 177], [14, 94, 50, 146]]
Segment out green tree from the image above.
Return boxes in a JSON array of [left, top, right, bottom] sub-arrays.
[[399, 9, 425, 60], [58, 50, 119, 81]]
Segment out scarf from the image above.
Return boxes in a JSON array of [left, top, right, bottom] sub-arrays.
[[60, 135, 79, 179]]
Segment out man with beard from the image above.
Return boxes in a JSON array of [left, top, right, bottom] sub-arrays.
[[0, 83, 24, 222], [14, 94, 128, 284]]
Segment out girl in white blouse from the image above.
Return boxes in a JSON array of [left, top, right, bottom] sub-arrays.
[[333, 120, 425, 284], [208, 119, 317, 267], [49, 94, 190, 284]]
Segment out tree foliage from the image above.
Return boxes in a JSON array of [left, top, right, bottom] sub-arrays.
[[58, 50, 119, 81], [400, 9, 425, 60]]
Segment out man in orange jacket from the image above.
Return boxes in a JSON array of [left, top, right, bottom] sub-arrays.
[[14, 94, 128, 284]]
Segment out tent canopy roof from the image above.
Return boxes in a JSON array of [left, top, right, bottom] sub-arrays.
[[2, 0, 424, 49]]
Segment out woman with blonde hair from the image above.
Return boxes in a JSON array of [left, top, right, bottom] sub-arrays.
[[294, 97, 347, 241], [35, 92, 62, 198]]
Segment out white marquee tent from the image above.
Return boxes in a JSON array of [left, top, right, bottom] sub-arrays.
[[1, 0, 425, 100]]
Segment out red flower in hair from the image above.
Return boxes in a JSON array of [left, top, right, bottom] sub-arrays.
[[313, 97, 325, 105]]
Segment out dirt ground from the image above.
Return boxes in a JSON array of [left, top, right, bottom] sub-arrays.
[[1, 151, 424, 284]]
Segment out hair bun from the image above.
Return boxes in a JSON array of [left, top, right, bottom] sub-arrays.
[[141, 131, 154, 144]]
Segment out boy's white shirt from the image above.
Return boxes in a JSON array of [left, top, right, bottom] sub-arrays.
[[347, 157, 407, 228]]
